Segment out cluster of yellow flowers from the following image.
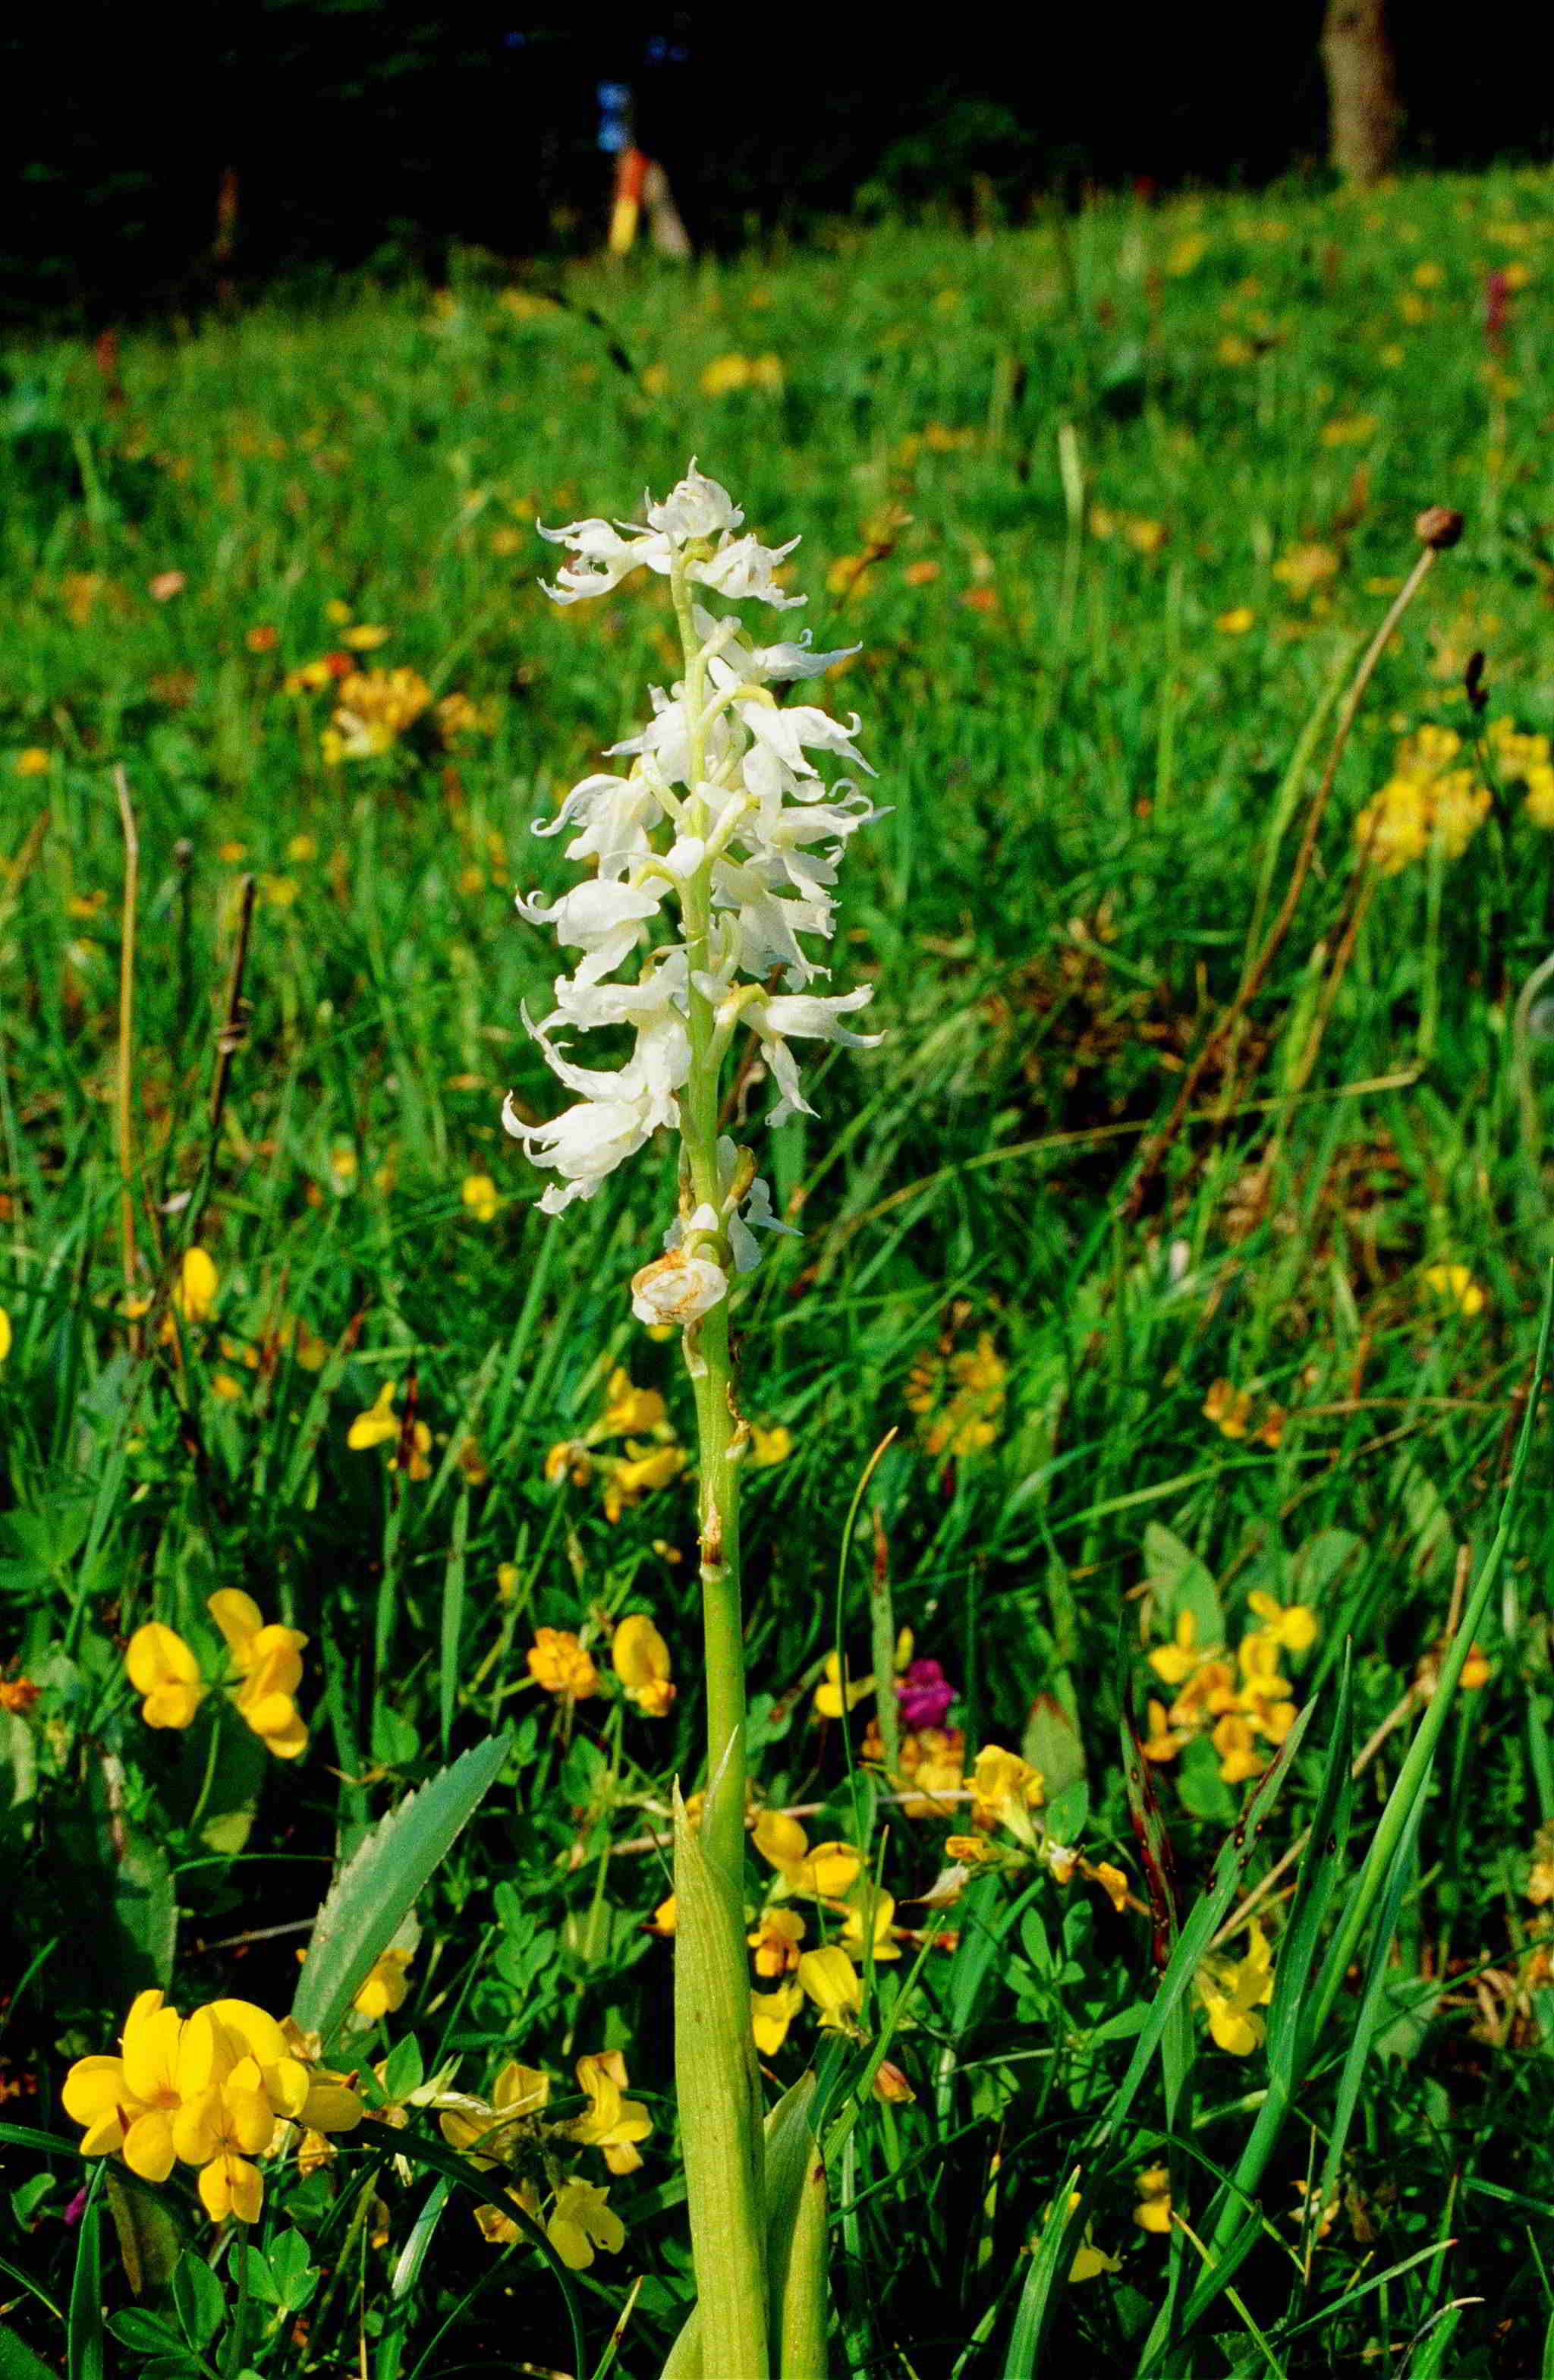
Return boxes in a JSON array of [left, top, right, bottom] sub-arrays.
[[1203, 1377, 1285, 1447], [905, 1330, 1008, 1459], [699, 352, 785, 398], [127, 1590, 309, 1758], [1354, 718, 1554, 878], [1353, 723, 1493, 874], [1141, 1595, 1318, 1787], [744, 1815, 897, 2056], [1194, 1922, 1275, 2054], [544, 1367, 687, 1521], [348, 1381, 495, 1490], [280, 620, 490, 766], [437, 2047, 647, 2268], [63, 1991, 361, 2222], [527, 1612, 675, 1717]]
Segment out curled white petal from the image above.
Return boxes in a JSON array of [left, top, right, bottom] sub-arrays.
[[646, 462, 743, 542], [631, 1248, 729, 1327]]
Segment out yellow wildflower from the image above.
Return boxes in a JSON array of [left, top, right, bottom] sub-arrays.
[[907, 1330, 1008, 1458], [813, 1650, 874, 1717], [1065, 2192, 1122, 2281], [1461, 1643, 1493, 1691], [647, 1894, 678, 1936], [1140, 1697, 1186, 1763], [1216, 606, 1255, 634], [1272, 545, 1340, 601], [1424, 1263, 1485, 1318], [545, 1440, 593, 1488], [1147, 1612, 1207, 1689], [601, 1440, 686, 1521], [1134, 2166, 1173, 2234], [62, 1992, 360, 2223], [753, 1809, 810, 1881], [209, 1589, 309, 1758], [840, 1884, 901, 1964], [612, 1613, 675, 1717], [970, 1744, 1044, 1838], [14, 748, 49, 776], [548, 2180, 624, 2270], [1203, 1378, 1252, 1438], [1091, 1861, 1131, 1913], [1212, 1711, 1265, 1785], [0, 1308, 11, 1364], [749, 1422, 794, 1465], [527, 1627, 598, 1700], [172, 1248, 219, 1325], [1247, 1591, 1318, 1653], [322, 666, 433, 763], [1523, 765, 1554, 830], [893, 1724, 966, 1818], [439, 2060, 551, 2168], [748, 1908, 806, 1977], [1197, 1922, 1274, 2054], [752, 1981, 803, 2055], [126, 1623, 206, 1731], [353, 1949, 414, 2023], [797, 1945, 863, 2029], [945, 1833, 994, 1865], [461, 1173, 499, 1223], [568, 2051, 651, 2175], [599, 1368, 667, 1436], [347, 1383, 401, 1450]]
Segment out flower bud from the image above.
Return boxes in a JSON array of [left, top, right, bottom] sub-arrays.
[[631, 1248, 729, 1328], [1414, 505, 1464, 551]]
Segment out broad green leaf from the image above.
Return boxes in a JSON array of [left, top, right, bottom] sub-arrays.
[[292, 1732, 510, 2041], [172, 2249, 224, 2353], [105, 2168, 183, 2297], [766, 2077, 829, 2378], [0, 2321, 62, 2380], [659, 2073, 830, 2380], [1143, 1522, 1222, 1646], [1021, 1693, 1085, 1801]]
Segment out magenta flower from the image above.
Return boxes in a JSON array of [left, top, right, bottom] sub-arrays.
[[895, 1658, 956, 1731]]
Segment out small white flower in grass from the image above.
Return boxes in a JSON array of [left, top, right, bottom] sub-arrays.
[[507, 460, 885, 1314]]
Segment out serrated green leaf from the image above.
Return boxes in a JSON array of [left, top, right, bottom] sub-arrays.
[[291, 1732, 510, 2041]]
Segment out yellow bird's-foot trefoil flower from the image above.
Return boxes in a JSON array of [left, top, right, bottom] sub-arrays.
[[61, 1992, 361, 2222], [209, 1590, 309, 1758], [126, 1624, 207, 1731], [612, 1613, 675, 1715]]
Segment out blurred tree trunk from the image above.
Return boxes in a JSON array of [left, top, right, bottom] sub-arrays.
[[1321, 0, 1400, 183]]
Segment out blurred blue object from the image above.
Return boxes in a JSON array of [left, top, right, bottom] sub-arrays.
[[597, 80, 632, 154]]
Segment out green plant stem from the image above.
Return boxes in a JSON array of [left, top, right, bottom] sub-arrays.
[[669, 552, 749, 1886], [665, 555, 767, 2375]]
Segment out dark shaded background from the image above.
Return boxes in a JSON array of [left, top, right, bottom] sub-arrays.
[[5, 2, 1554, 326]]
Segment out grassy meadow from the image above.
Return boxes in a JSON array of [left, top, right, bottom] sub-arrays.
[[5, 166, 1554, 2377]]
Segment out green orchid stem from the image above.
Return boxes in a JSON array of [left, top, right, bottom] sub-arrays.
[[666, 554, 767, 2374], [669, 550, 750, 1887]]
